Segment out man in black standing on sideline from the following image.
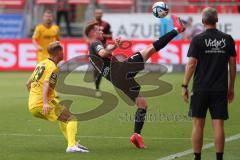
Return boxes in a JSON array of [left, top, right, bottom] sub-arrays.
[[56, 0, 72, 37], [182, 7, 236, 160], [93, 8, 112, 97]]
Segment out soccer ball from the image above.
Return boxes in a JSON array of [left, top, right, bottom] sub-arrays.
[[152, 1, 169, 18]]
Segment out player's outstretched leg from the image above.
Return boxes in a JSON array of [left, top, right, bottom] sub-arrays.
[[130, 96, 148, 149], [140, 15, 185, 62], [130, 15, 185, 149]]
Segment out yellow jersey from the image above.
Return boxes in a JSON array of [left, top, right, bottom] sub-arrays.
[[28, 58, 59, 109], [32, 24, 60, 62]]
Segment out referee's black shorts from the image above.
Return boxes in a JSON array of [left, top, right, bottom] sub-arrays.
[[111, 52, 144, 102], [188, 91, 228, 120]]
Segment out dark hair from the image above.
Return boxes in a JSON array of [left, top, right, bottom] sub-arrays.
[[84, 21, 98, 37], [202, 7, 218, 25], [47, 41, 63, 55], [43, 9, 53, 15]]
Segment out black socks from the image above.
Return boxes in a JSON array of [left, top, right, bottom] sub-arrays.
[[95, 72, 102, 90], [216, 152, 223, 160], [152, 29, 178, 52], [194, 153, 201, 160], [134, 108, 147, 134], [193, 152, 223, 160]]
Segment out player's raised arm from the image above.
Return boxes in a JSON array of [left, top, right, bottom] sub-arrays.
[[106, 37, 121, 50], [98, 47, 112, 58], [106, 37, 121, 51], [98, 37, 121, 57]]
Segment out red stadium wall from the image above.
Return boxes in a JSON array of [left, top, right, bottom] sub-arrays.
[[0, 39, 239, 71]]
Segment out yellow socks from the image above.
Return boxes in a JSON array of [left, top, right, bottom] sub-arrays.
[[59, 122, 68, 141], [59, 121, 78, 147], [66, 121, 77, 147]]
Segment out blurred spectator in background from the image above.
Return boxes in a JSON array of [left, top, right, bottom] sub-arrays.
[[182, 17, 194, 40], [32, 10, 60, 63], [92, 8, 113, 97], [57, 0, 72, 37], [182, 17, 204, 40], [95, 8, 112, 43], [32, 9, 60, 97]]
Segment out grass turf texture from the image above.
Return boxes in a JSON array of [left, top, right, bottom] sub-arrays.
[[0, 72, 239, 160]]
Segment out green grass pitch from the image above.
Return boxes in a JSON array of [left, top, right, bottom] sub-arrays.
[[0, 72, 239, 160]]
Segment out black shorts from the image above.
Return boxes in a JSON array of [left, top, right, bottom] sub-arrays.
[[111, 52, 144, 102], [189, 91, 228, 120]]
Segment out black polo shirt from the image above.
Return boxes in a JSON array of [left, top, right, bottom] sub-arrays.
[[187, 28, 236, 92]]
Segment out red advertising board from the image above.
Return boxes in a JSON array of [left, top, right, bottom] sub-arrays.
[[0, 39, 239, 71]]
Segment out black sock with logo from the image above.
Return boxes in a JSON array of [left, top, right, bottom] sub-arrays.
[[152, 30, 178, 52], [134, 108, 147, 134]]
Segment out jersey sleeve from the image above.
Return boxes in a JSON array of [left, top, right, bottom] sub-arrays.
[[92, 40, 104, 53], [187, 37, 199, 59], [44, 65, 58, 84], [32, 25, 41, 39], [228, 35, 236, 57]]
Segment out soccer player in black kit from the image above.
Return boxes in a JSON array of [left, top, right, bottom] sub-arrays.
[[85, 15, 185, 149], [182, 7, 236, 160], [93, 9, 112, 97]]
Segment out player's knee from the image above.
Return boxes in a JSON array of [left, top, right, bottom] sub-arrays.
[[139, 44, 155, 62], [58, 109, 72, 122], [193, 118, 205, 127], [136, 97, 148, 109]]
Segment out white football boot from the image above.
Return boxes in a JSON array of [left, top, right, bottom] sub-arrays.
[[66, 145, 89, 153], [76, 141, 89, 151]]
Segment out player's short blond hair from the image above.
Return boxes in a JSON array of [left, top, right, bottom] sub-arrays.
[[47, 41, 63, 55]]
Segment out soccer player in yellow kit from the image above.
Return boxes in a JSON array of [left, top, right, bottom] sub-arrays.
[[32, 10, 60, 63], [26, 41, 89, 153]]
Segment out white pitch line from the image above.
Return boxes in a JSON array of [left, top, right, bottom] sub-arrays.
[[0, 133, 213, 141], [158, 133, 240, 160]]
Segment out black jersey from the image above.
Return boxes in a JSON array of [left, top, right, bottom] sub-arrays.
[[89, 40, 112, 80], [89, 39, 145, 102], [187, 28, 236, 92]]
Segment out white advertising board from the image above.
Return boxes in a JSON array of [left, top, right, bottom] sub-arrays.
[[104, 13, 240, 40]]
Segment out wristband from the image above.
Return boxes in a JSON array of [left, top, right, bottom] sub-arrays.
[[181, 84, 188, 88]]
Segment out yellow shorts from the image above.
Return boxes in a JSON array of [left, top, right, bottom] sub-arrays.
[[29, 99, 65, 122]]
